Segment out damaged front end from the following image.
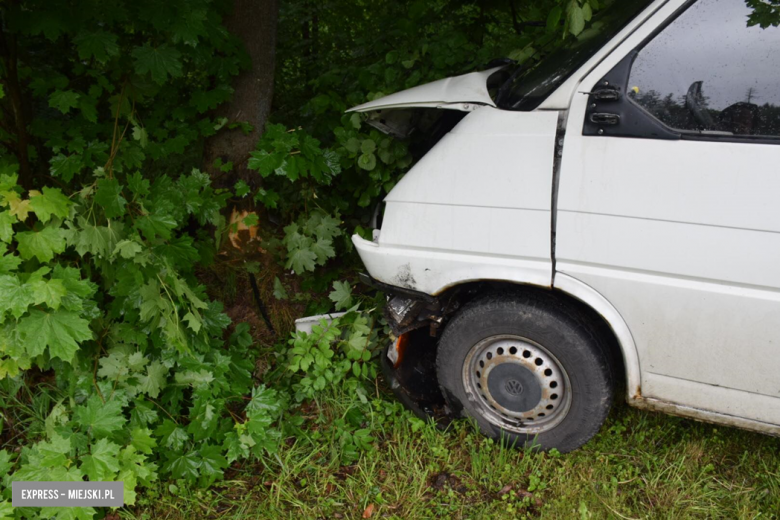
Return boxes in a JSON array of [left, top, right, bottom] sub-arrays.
[[361, 273, 465, 425], [349, 64, 558, 425]]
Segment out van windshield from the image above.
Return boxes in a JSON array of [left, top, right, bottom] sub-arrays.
[[498, 0, 652, 111]]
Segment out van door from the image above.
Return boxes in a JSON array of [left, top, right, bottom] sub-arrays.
[[556, 0, 780, 424]]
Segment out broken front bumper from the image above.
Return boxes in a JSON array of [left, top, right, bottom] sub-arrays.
[[357, 270, 460, 426], [379, 329, 450, 426]]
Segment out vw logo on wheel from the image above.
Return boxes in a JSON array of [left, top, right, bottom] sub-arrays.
[[504, 379, 524, 396]]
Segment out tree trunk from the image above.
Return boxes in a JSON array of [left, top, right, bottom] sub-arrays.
[[204, 0, 279, 191], [0, 21, 33, 190]]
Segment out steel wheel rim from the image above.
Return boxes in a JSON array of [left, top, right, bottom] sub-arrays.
[[462, 334, 572, 434]]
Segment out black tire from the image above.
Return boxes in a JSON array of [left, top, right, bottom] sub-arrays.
[[436, 290, 614, 453]]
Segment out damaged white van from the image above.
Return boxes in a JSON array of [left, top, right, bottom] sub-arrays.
[[349, 0, 780, 452]]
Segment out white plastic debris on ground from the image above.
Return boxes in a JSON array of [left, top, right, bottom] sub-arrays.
[[294, 312, 347, 334]]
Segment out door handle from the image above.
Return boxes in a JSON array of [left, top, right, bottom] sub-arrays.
[[590, 113, 620, 125]]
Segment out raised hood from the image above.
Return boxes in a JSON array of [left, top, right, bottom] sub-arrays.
[[347, 67, 503, 113]]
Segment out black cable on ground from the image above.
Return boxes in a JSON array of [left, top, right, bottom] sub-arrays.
[[248, 272, 276, 336]]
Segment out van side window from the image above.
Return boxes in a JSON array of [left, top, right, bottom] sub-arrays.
[[628, 0, 780, 138]]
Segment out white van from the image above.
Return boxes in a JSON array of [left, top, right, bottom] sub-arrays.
[[348, 0, 780, 452]]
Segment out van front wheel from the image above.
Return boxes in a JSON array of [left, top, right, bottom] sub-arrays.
[[436, 291, 614, 453]]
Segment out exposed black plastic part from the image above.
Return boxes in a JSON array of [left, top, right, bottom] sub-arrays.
[[583, 51, 680, 140], [379, 328, 450, 427], [385, 295, 430, 336]]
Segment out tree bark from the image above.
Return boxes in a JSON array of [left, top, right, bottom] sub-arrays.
[[204, 0, 279, 191], [0, 21, 33, 190]]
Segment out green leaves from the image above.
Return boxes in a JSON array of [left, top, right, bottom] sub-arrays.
[[0, 0, 284, 505], [70, 219, 119, 258], [165, 452, 200, 480], [80, 438, 120, 481], [79, 95, 98, 123], [49, 90, 80, 114], [132, 126, 149, 148], [74, 30, 119, 63], [113, 239, 143, 259], [75, 396, 126, 437], [128, 172, 150, 197], [248, 124, 341, 186], [236, 385, 284, 457], [198, 444, 227, 487], [135, 212, 177, 240], [0, 182, 97, 371], [16, 224, 67, 262], [242, 213, 259, 227], [248, 150, 284, 178], [31, 278, 67, 309], [358, 152, 377, 171], [507, 45, 537, 64], [335, 423, 375, 465], [286, 246, 317, 274], [155, 420, 189, 451], [349, 113, 362, 129], [132, 44, 183, 84], [273, 277, 289, 300], [131, 428, 157, 455], [0, 244, 20, 274], [234, 180, 250, 197], [0, 501, 12, 520], [285, 310, 377, 404], [746, 0, 780, 28], [568, 0, 590, 36], [246, 385, 283, 415], [582, 2, 593, 22], [29, 187, 72, 223], [345, 137, 361, 154], [33, 433, 72, 468], [0, 275, 34, 321], [175, 369, 215, 388], [329, 281, 353, 311], [547, 6, 563, 32], [0, 211, 14, 243], [139, 361, 168, 398], [50, 153, 83, 182], [183, 311, 202, 333], [138, 280, 168, 322], [5, 192, 31, 220], [94, 178, 127, 218], [0, 449, 15, 479], [17, 309, 91, 361], [282, 212, 342, 274]]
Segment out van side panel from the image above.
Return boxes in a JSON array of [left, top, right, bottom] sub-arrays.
[[556, 44, 780, 424]]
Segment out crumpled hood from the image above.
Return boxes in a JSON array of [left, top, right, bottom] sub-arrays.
[[347, 67, 503, 113]]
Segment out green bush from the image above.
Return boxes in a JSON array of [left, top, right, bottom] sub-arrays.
[[0, 0, 611, 517]]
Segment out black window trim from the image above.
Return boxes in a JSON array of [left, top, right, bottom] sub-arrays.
[[583, 0, 780, 145]]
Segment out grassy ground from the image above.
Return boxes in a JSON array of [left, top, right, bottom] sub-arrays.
[[131, 384, 780, 520], [126, 267, 780, 519]]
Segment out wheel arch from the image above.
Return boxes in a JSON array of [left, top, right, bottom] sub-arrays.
[[434, 275, 640, 401], [551, 273, 640, 400]]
